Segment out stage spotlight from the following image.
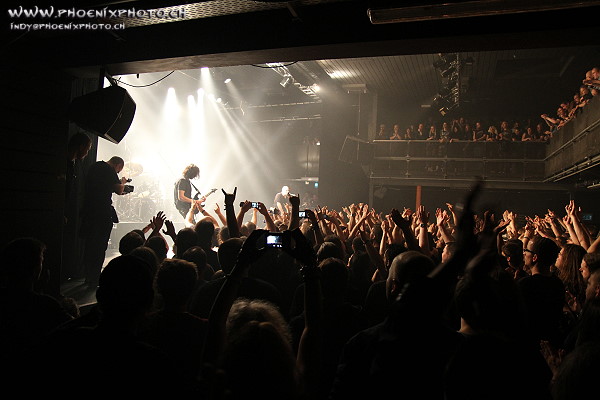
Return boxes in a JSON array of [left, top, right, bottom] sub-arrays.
[[224, 78, 231, 84], [312, 83, 321, 92], [441, 65, 456, 78], [216, 97, 222, 103], [201, 67, 209, 71], [433, 59, 447, 70], [280, 75, 292, 88]]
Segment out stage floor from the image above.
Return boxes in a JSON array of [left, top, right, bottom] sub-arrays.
[[60, 249, 121, 309]]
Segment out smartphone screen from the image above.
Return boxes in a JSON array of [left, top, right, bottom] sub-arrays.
[[266, 233, 284, 248]]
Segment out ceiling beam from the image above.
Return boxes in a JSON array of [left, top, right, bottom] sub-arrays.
[[6, 2, 600, 77]]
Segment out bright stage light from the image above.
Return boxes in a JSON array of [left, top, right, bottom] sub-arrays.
[[187, 95, 196, 107], [224, 78, 231, 84]]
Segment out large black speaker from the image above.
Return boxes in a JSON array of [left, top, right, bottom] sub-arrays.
[[339, 135, 373, 164], [69, 85, 136, 144]]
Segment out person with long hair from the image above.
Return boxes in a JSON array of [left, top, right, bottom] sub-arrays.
[[174, 164, 201, 219], [555, 244, 587, 308]]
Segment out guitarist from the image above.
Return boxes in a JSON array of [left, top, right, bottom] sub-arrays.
[[174, 164, 203, 219]]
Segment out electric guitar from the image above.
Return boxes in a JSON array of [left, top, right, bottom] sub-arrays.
[[194, 188, 218, 207]]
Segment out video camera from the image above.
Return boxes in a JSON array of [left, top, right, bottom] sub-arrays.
[[123, 178, 134, 193]]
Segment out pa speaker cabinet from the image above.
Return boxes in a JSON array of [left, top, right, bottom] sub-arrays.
[[339, 135, 373, 165], [69, 85, 136, 144]]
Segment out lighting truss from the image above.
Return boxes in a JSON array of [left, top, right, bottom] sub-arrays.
[[266, 62, 321, 100]]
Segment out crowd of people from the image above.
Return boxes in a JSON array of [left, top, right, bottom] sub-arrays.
[[540, 67, 599, 133], [376, 119, 555, 143], [2, 181, 600, 399], [377, 67, 599, 144]]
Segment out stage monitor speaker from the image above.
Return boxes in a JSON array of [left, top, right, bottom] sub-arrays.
[[68, 85, 136, 144]]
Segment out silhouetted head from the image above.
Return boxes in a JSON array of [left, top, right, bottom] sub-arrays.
[[386, 251, 434, 302], [0, 237, 46, 289], [581, 253, 600, 281], [175, 228, 198, 258], [319, 257, 348, 301], [501, 239, 523, 268], [155, 258, 198, 309], [317, 241, 342, 263], [67, 132, 92, 161], [146, 235, 169, 262], [129, 246, 160, 279], [194, 219, 215, 248], [181, 246, 210, 281], [524, 236, 560, 270], [218, 238, 244, 274], [119, 231, 145, 255], [96, 255, 154, 321]]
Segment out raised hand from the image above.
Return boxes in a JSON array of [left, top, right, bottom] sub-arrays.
[[361, 203, 370, 217], [151, 211, 166, 231], [289, 194, 300, 208], [390, 208, 410, 230], [257, 202, 269, 215], [282, 228, 318, 268], [565, 200, 575, 217], [540, 340, 565, 379], [416, 205, 429, 225], [565, 289, 581, 314], [305, 209, 318, 225], [494, 218, 510, 234], [240, 200, 252, 213], [237, 229, 267, 266], [435, 208, 444, 226], [381, 217, 390, 233], [162, 219, 176, 238], [222, 187, 237, 206], [315, 205, 325, 221]]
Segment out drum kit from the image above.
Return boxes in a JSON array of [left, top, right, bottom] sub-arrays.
[[115, 162, 162, 223]]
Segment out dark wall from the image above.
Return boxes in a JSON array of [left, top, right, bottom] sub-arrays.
[[0, 65, 76, 296], [319, 88, 369, 209]]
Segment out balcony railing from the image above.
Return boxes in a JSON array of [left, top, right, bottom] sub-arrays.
[[370, 140, 546, 181]]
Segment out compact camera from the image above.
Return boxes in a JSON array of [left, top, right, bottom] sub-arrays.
[[239, 201, 261, 209], [298, 210, 309, 218], [123, 185, 134, 194]]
